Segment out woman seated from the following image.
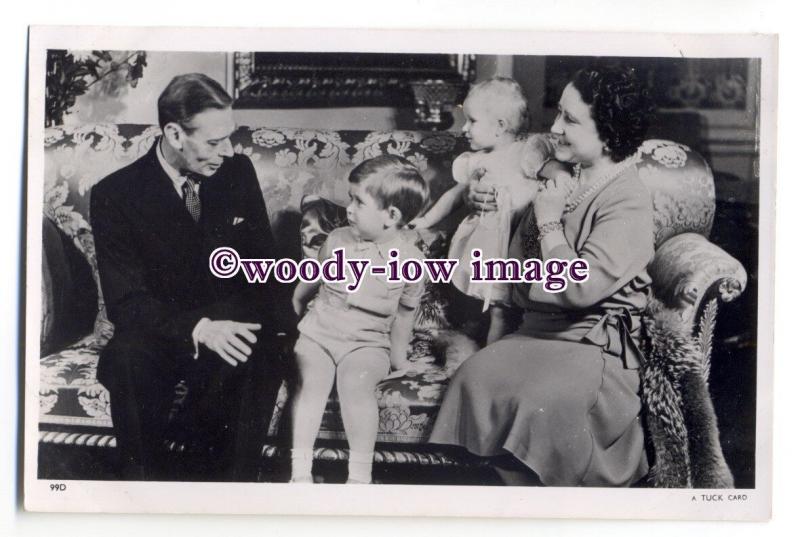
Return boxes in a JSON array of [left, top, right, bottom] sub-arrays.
[[429, 66, 656, 487]]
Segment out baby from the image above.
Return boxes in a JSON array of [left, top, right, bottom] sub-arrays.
[[411, 77, 552, 343], [290, 155, 429, 484]]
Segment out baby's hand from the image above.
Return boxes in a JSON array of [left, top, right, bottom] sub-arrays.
[[538, 159, 572, 182], [470, 166, 487, 182]]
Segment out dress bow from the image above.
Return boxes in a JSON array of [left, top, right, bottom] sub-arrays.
[[583, 308, 643, 370]]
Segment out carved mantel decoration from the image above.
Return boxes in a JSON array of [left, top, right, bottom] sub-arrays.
[[233, 52, 475, 112]]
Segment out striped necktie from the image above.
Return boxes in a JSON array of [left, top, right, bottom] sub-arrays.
[[181, 175, 201, 222]]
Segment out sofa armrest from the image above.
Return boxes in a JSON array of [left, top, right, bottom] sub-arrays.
[[649, 233, 748, 315]]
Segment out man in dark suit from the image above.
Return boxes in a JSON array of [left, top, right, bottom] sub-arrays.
[[91, 73, 285, 480]]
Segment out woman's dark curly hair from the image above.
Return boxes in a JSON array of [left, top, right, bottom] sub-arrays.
[[570, 66, 655, 162]]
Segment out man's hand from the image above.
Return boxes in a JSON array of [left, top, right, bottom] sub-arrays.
[[196, 320, 261, 366]]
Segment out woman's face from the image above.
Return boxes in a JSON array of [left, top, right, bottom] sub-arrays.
[[550, 83, 605, 165]]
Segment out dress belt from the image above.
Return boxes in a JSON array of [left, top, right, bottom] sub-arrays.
[[582, 308, 643, 370]]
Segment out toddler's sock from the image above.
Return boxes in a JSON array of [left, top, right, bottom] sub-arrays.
[[347, 450, 374, 484], [290, 448, 313, 483]]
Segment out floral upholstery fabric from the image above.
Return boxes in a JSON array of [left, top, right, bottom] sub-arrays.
[[40, 124, 721, 444], [40, 334, 111, 427], [636, 140, 716, 248]]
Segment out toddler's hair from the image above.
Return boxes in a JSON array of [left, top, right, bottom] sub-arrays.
[[466, 77, 530, 135], [348, 155, 429, 225]]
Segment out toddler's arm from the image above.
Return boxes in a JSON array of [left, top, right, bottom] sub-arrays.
[[521, 133, 559, 179], [538, 159, 572, 182], [388, 303, 416, 372], [409, 182, 468, 229], [292, 233, 335, 314], [292, 281, 320, 316]]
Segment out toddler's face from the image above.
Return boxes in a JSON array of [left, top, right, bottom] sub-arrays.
[[346, 182, 392, 241], [461, 97, 500, 151]]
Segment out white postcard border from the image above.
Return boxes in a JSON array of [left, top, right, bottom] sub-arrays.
[[24, 25, 777, 520]]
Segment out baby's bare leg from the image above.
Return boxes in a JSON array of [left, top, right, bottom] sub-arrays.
[[336, 348, 390, 483], [290, 337, 336, 481]]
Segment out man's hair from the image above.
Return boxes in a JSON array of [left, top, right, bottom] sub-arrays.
[[348, 155, 429, 225], [466, 77, 530, 135], [157, 73, 233, 131]]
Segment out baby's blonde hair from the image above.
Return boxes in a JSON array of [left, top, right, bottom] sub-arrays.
[[465, 77, 530, 135]]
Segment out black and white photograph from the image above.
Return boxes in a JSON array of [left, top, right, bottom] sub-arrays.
[[23, 26, 775, 519]]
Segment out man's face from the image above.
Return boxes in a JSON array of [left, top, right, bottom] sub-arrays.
[[177, 107, 237, 176]]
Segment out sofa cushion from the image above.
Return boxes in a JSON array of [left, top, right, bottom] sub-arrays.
[[267, 359, 455, 444], [41, 217, 99, 356]]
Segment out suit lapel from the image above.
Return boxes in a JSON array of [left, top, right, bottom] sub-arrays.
[[137, 143, 204, 250]]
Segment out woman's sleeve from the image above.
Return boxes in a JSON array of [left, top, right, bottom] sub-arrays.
[[527, 180, 655, 309]]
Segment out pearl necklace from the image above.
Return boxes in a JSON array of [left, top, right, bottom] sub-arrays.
[[522, 153, 640, 260], [563, 154, 640, 214]]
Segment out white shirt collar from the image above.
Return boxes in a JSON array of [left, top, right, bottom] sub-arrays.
[[156, 137, 197, 197]]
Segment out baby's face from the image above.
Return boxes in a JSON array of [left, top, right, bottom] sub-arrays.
[[461, 97, 500, 151]]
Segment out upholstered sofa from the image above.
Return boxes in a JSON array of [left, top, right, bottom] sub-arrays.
[[39, 124, 747, 486]]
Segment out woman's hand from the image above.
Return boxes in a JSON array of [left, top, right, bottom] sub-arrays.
[[533, 172, 570, 224], [465, 179, 497, 214], [407, 216, 429, 230]]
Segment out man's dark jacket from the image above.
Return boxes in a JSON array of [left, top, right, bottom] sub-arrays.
[[90, 142, 280, 367]]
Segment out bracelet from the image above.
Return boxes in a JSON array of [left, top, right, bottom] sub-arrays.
[[536, 220, 564, 239]]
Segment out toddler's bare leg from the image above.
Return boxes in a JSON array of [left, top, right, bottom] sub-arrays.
[[336, 348, 390, 483], [290, 337, 336, 481]]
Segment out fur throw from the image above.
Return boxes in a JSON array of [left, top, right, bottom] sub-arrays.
[[640, 297, 734, 488]]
